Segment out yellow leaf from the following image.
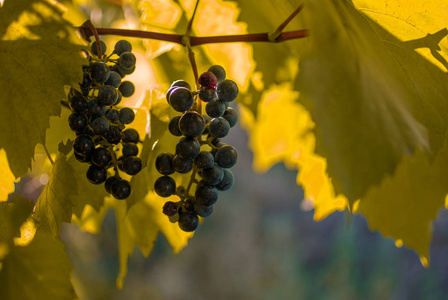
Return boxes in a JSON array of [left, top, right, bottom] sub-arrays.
[[0, 150, 17, 202]]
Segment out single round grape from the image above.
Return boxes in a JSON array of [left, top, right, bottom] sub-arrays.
[[122, 156, 142, 175], [163, 201, 178, 216], [74, 134, 94, 155], [119, 81, 135, 97], [202, 164, 224, 185], [98, 85, 118, 106], [194, 151, 215, 169], [178, 212, 199, 232], [86, 165, 107, 184], [91, 40, 106, 57], [215, 145, 238, 168], [155, 152, 175, 175], [105, 176, 119, 193], [92, 146, 112, 168], [114, 40, 132, 55], [205, 99, 226, 118], [74, 151, 91, 163], [91, 117, 110, 135], [110, 64, 125, 78], [168, 116, 182, 136], [154, 176, 176, 197], [171, 80, 191, 90], [217, 169, 234, 191], [122, 128, 140, 143], [195, 182, 218, 206], [216, 79, 238, 102], [118, 52, 136, 70], [176, 136, 200, 159], [194, 203, 214, 218], [122, 143, 139, 158], [179, 112, 205, 138], [199, 88, 216, 103], [111, 179, 131, 199], [172, 155, 193, 174], [68, 112, 88, 132], [222, 107, 238, 127], [115, 91, 122, 106], [105, 71, 122, 88], [208, 65, 226, 82], [118, 65, 135, 76], [87, 99, 106, 119], [69, 93, 88, 112], [90, 61, 110, 84], [119, 107, 135, 124], [105, 108, 120, 123], [80, 70, 92, 93], [209, 117, 230, 138], [169, 87, 194, 112], [105, 126, 122, 144], [198, 71, 217, 88]]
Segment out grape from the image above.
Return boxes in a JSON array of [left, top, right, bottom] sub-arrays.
[[215, 145, 238, 168], [87, 99, 106, 119], [169, 87, 194, 112], [216, 79, 238, 102], [118, 65, 135, 76], [105, 108, 120, 123], [119, 81, 135, 97], [222, 107, 238, 127], [98, 85, 118, 106], [86, 165, 107, 184], [166, 87, 176, 105], [122, 143, 139, 158], [194, 203, 214, 218], [176, 136, 200, 159], [90, 61, 110, 84], [154, 176, 176, 197], [198, 71, 217, 88], [105, 176, 119, 193], [105, 126, 122, 144], [170, 80, 191, 90], [91, 117, 110, 135], [155, 152, 175, 175], [195, 182, 218, 206], [77, 126, 94, 137], [105, 71, 122, 88], [216, 169, 234, 191], [68, 112, 88, 132], [178, 212, 199, 232], [205, 99, 226, 118], [114, 40, 132, 55], [168, 116, 182, 136], [91, 40, 106, 56], [172, 155, 193, 174], [74, 134, 94, 155], [122, 128, 140, 143], [119, 107, 135, 124], [199, 88, 216, 102], [209, 117, 230, 138], [163, 201, 178, 216], [122, 156, 142, 175], [80, 71, 92, 96], [69, 94, 88, 112], [118, 52, 136, 70], [111, 179, 131, 199], [194, 151, 215, 169], [74, 151, 91, 163], [110, 65, 125, 78], [115, 91, 122, 106], [92, 146, 112, 168], [202, 164, 224, 185], [208, 65, 226, 82], [179, 112, 205, 138]]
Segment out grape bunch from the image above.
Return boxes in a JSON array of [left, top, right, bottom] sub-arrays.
[[154, 65, 239, 232], [67, 39, 142, 200]]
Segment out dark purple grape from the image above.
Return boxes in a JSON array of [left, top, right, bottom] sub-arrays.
[[168, 116, 182, 136], [114, 40, 132, 55], [111, 179, 131, 199], [202, 164, 224, 185], [119, 107, 135, 124], [194, 203, 214, 218], [105, 176, 119, 193], [208, 65, 226, 82], [119, 81, 135, 97], [178, 212, 199, 232], [155, 152, 175, 175], [68, 112, 88, 132], [154, 176, 176, 197], [86, 165, 107, 184], [179, 112, 205, 138], [176, 137, 200, 159], [105, 71, 122, 88], [122, 143, 139, 158], [222, 107, 238, 127], [172, 155, 193, 174], [205, 99, 226, 118], [122, 156, 142, 175], [194, 151, 214, 169], [69, 94, 88, 112], [91, 118, 110, 135], [209, 117, 230, 138], [105, 108, 120, 123], [216, 79, 238, 102], [122, 128, 140, 143], [118, 52, 136, 70], [105, 126, 122, 144], [87, 99, 106, 119], [163, 201, 178, 216], [199, 71, 217, 88], [98, 85, 118, 106], [199, 88, 216, 102], [74, 134, 94, 155], [195, 182, 218, 206], [91, 40, 106, 56], [216, 169, 234, 191], [169, 87, 194, 112], [214, 145, 238, 168], [170, 80, 191, 90], [90, 61, 110, 84], [92, 146, 112, 168]]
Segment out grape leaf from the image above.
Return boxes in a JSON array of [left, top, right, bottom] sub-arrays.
[[296, 0, 431, 202], [0, 150, 18, 202], [34, 153, 77, 237], [0, 0, 87, 177], [0, 231, 76, 300]]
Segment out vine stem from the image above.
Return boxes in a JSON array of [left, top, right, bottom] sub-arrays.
[[43, 144, 54, 166]]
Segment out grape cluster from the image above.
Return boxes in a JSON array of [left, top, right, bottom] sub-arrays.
[[155, 65, 239, 232], [68, 39, 142, 200]]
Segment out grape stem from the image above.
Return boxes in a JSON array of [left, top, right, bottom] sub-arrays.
[[43, 144, 54, 166]]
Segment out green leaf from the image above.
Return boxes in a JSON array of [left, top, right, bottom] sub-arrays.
[[296, 0, 431, 202], [34, 153, 77, 237], [0, 0, 87, 177], [0, 231, 76, 300]]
